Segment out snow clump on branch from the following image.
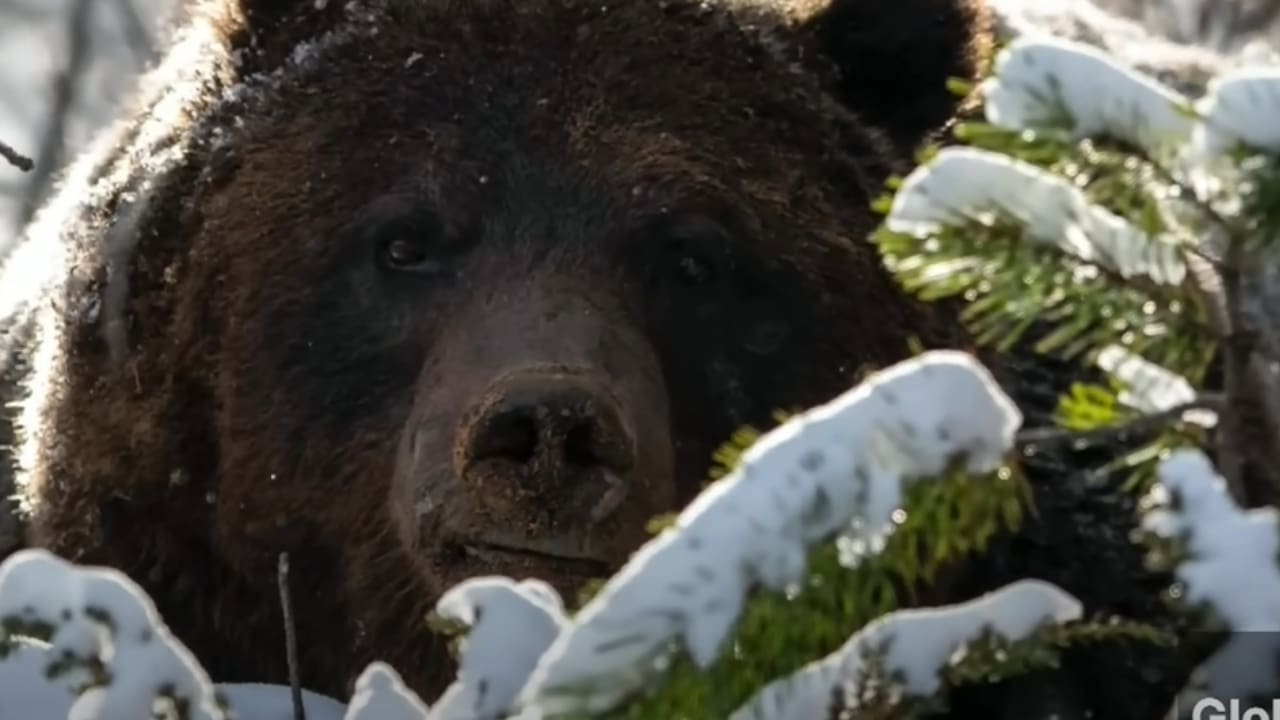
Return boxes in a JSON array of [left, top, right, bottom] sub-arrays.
[[427, 577, 567, 720], [728, 579, 1082, 720], [0, 548, 226, 720], [1140, 449, 1280, 706], [885, 146, 1189, 285]]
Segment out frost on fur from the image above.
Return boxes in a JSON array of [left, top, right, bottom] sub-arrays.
[[727, 579, 1082, 720], [512, 350, 1022, 716], [0, 548, 227, 720], [982, 37, 1196, 155], [885, 147, 1188, 286], [1138, 450, 1280, 704], [428, 578, 566, 720]]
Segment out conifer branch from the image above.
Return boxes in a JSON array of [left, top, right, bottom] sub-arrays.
[[1015, 394, 1224, 450]]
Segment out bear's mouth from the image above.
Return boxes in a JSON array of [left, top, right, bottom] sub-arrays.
[[450, 536, 614, 577]]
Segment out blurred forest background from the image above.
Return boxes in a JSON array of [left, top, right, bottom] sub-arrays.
[[0, 0, 174, 251], [0, 0, 1278, 253]]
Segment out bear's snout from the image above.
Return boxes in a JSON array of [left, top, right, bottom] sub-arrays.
[[457, 368, 637, 517]]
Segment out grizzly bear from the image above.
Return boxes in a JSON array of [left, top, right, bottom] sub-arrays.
[[0, 0, 996, 704]]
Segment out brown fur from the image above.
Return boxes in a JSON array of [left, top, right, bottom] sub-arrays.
[[1, 0, 992, 702]]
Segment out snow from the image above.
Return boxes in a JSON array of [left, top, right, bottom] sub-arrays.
[[0, 549, 418, 720], [1139, 449, 1280, 701], [219, 685, 347, 720], [1095, 345, 1217, 426], [983, 36, 1196, 155], [1191, 68, 1280, 158], [512, 350, 1022, 716], [344, 663, 432, 720], [886, 147, 1189, 286], [728, 579, 1082, 719], [0, 548, 225, 720], [428, 578, 566, 720], [1141, 450, 1280, 632]]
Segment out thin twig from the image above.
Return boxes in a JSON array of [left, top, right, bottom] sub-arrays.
[[1015, 395, 1225, 451], [0, 141, 33, 172], [277, 552, 306, 720]]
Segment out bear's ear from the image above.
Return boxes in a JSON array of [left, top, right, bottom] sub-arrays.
[[791, 0, 994, 152]]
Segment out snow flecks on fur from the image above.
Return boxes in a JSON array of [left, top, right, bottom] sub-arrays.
[[727, 579, 1082, 720], [344, 663, 432, 720], [983, 37, 1196, 154], [512, 351, 1022, 717], [1140, 450, 1280, 701], [0, 549, 226, 720], [1095, 346, 1217, 426], [429, 578, 566, 720], [210, 2, 382, 148], [885, 147, 1188, 286]]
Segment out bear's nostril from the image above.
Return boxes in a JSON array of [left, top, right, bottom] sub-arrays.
[[564, 422, 598, 467], [470, 411, 539, 464]]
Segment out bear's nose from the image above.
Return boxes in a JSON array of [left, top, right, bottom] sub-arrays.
[[458, 372, 636, 490]]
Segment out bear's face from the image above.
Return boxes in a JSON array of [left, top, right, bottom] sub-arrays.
[[174, 0, 984, 602]]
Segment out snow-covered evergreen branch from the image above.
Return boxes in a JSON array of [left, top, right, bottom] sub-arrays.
[[982, 36, 1195, 155], [1138, 449, 1280, 707], [727, 579, 1081, 720], [886, 146, 1188, 285], [0, 548, 227, 720]]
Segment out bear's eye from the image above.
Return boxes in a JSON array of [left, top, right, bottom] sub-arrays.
[[653, 213, 732, 295], [381, 236, 438, 273], [364, 202, 449, 275], [670, 250, 715, 287]]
